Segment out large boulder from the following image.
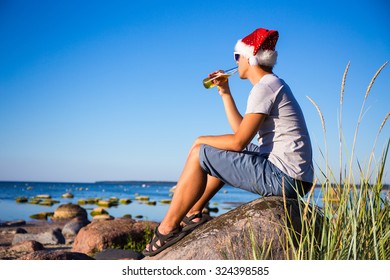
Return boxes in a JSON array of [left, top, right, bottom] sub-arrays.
[[145, 196, 312, 260], [62, 217, 90, 238], [72, 218, 158, 256], [12, 228, 65, 245], [18, 250, 94, 260], [10, 240, 45, 253], [94, 248, 144, 260], [52, 203, 88, 220]]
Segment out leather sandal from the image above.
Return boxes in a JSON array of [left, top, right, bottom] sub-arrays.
[[143, 226, 187, 257], [181, 212, 211, 233]]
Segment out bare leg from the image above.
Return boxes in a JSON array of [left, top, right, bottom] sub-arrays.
[[185, 175, 224, 218], [158, 143, 208, 234], [145, 144, 225, 252]]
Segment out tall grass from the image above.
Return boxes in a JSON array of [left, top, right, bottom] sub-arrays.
[[279, 62, 389, 260]]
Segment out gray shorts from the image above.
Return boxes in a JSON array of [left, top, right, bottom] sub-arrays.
[[199, 143, 310, 198]]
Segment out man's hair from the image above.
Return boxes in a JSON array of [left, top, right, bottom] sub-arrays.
[[259, 64, 273, 73]]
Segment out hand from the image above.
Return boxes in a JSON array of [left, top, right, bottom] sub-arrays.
[[208, 70, 231, 96]]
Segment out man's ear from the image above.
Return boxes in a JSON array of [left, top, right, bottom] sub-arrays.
[[249, 56, 258, 66]]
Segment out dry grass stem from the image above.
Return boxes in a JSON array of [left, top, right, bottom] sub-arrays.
[[339, 62, 350, 183], [340, 61, 350, 105], [364, 61, 388, 100], [379, 112, 390, 134], [307, 96, 326, 133], [349, 62, 388, 182], [366, 112, 390, 181]]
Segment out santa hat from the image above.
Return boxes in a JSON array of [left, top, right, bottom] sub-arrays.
[[234, 28, 279, 67]]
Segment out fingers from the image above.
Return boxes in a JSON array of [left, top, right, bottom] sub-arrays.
[[208, 69, 224, 78]]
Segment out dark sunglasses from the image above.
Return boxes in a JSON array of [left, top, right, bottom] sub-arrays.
[[234, 52, 240, 62]]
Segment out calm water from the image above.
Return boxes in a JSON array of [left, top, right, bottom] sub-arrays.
[[0, 181, 278, 223]]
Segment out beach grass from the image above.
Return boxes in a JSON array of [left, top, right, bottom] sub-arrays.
[[256, 62, 389, 260]]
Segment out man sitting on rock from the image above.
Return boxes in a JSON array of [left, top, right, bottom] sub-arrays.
[[144, 27, 314, 256]]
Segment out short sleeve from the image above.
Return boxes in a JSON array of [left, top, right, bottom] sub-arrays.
[[245, 83, 275, 115]]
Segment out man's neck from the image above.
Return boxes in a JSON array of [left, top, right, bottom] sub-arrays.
[[248, 66, 273, 86]]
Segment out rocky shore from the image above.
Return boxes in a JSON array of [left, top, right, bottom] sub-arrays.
[[0, 203, 157, 260], [0, 219, 72, 260], [0, 197, 309, 260]]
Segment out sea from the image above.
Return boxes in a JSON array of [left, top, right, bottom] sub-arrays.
[[2, 180, 376, 223], [0, 181, 276, 223]]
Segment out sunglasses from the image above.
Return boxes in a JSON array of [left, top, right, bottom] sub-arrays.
[[234, 52, 240, 62]]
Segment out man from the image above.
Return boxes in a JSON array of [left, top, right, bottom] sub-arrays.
[[143, 27, 314, 256]]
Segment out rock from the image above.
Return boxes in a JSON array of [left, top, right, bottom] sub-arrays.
[[88, 198, 99, 204], [39, 199, 60, 206], [135, 195, 149, 201], [62, 217, 90, 238], [135, 196, 149, 201], [10, 240, 44, 253], [90, 207, 108, 217], [97, 200, 112, 207], [52, 203, 88, 220], [146, 201, 157, 206], [72, 218, 158, 256], [28, 198, 41, 204], [94, 248, 144, 260], [78, 199, 87, 205], [15, 197, 28, 203], [61, 193, 74, 198], [119, 198, 132, 204], [36, 194, 51, 199], [1, 220, 26, 227], [92, 214, 114, 221], [29, 212, 53, 220], [109, 197, 119, 204], [145, 196, 312, 260], [14, 228, 28, 234], [159, 199, 171, 204], [12, 228, 65, 245], [18, 250, 94, 260]]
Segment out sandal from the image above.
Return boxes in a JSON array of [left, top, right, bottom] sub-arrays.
[[181, 212, 211, 233], [143, 226, 187, 257]]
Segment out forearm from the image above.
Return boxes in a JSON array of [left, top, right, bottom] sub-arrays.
[[193, 113, 265, 153], [195, 134, 244, 152], [219, 88, 243, 133]]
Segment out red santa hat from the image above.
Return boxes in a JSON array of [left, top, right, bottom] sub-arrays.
[[234, 28, 279, 67]]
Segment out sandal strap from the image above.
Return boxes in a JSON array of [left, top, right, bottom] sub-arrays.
[[145, 226, 183, 255], [144, 227, 187, 256], [182, 212, 202, 225]]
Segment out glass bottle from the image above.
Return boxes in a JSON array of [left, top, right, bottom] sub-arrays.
[[202, 67, 238, 89]]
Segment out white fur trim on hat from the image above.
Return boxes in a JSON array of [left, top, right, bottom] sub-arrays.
[[235, 40, 278, 67]]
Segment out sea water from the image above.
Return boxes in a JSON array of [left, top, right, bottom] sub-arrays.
[[0, 181, 269, 222]]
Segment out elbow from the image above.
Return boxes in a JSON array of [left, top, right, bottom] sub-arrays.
[[230, 139, 247, 152]]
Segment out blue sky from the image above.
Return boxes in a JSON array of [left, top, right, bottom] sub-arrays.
[[0, 0, 389, 183]]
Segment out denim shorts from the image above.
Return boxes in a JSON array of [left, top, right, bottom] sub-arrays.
[[199, 143, 311, 198]]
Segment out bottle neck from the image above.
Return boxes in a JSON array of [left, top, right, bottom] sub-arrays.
[[224, 66, 238, 76]]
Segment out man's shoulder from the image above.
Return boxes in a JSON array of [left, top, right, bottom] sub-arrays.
[[252, 74, 284, 94]]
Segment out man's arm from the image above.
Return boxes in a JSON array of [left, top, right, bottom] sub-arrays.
[[194, 113, 266, 151], [219, 87, 243, 133], [207, 70, 243, 133], [195, 71, 265, 151]]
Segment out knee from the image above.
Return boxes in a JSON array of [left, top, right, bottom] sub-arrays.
[[189, 142, 202, 160]]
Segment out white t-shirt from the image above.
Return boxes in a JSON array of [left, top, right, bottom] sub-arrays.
[[246, 74, 314, 183]]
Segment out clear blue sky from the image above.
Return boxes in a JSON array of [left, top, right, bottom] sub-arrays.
[[1, 0, 389, 183]]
